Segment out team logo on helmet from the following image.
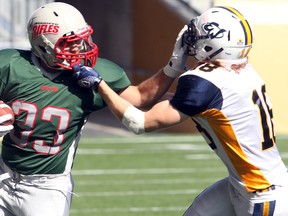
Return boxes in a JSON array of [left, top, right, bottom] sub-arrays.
[[32, 22, 59, 39], [202, 22, 226, 39]]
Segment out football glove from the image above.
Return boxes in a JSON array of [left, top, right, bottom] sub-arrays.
[[0, 114, 14, 137], [163, 25, 188, 78], [73, 64, 102, 91]]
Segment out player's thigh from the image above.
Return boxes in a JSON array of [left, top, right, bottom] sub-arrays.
[[183, 177, 236, 216], [22, 186, 72, 216], [0, 162, 14, 216], [0, 206, 13, 216], [0, 182, 14, 216], [273, 186, 288, 215], [20, 175, 74, 216]]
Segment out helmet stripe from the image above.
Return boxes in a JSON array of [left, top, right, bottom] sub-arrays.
[[216, 6, 253, 45]]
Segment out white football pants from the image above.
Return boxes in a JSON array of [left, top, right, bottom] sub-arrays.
[[0, 158, 74, 216], [183, 177, 288, 216]]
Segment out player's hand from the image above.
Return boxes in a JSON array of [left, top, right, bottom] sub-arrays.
[[163, 25, 188, 78], [182, 18, 198, 56], [0, 114, 13, 137], [73, 64, 102, 91]]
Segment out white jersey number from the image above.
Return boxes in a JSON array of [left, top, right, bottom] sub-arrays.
[[9, 100, 70, 155]]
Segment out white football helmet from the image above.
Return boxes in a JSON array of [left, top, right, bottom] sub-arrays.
[[27, 2, 98, 70], [183, 6, 253, 63]]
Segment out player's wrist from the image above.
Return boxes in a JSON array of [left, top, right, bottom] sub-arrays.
[[92, 77, 103, 91], [163, 63, 181, 78]]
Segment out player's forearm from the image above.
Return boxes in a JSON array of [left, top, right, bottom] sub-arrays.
[[98, 81, 130, 121], [98, 81, 146, 134], [136, 68, 175, 109]]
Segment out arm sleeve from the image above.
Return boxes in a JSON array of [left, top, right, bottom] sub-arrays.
[[94, 58, 131, 92], [87, 58, 131, 111], [170, 74, 223, 116], [0, 49, 17, 98]]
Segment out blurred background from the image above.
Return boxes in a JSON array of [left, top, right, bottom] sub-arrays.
[[0, 0, 287, 135]]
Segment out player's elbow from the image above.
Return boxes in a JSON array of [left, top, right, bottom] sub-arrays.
[[121, 105, 145, 135], [129, 126, 145, 135]]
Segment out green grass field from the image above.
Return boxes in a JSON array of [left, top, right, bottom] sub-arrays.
[[70, 134, 288, 216]]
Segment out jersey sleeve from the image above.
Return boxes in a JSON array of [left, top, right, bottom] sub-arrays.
[[94, 58, 131, 92], [83, 58, 131, 111], [170, 74, 223, 116], [0, 49, 18, 98]]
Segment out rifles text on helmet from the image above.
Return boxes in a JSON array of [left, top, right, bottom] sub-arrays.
[[32, 23, 59, 39]]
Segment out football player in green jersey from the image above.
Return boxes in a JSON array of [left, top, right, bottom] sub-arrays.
[[0, 2, 188, 216]]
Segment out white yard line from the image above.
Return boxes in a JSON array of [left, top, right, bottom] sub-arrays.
[[76, 177, 218, 186], [75, 189, 200, 197], [76, 144, 209, 155], [72, 167, 225, 175], [279, 152, 288, 159], [80, 134, 206, 144], [70, 206, 186, 214]]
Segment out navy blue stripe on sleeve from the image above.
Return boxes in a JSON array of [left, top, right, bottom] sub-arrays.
[[170, 74, 223, 116]]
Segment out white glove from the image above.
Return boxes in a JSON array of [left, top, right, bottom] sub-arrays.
[[163, 25, 188, 78], [0, 114, 14, 136]]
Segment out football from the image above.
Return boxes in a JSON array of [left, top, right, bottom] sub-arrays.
[[0, 101, 14, 125]]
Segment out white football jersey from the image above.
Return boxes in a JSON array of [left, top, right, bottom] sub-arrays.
[[170, 63, 288, 193]]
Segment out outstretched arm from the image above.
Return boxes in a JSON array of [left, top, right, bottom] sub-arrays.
[[119, 68, 174, 109], [73, 64, 189, 133], [119, 25, 188, 109], [98, 80, 189, 134]]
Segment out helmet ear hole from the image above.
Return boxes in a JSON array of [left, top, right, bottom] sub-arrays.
[[38, 45, 47, 53], [204, 46, 213, 52]]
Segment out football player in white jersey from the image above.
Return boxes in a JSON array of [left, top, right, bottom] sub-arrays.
[[74, 6, 288, 216], [0, 2, 188, 216]]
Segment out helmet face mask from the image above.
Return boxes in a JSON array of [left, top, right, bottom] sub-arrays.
[[182, 18, 210, 57], [54, 26, 97, 70], [183, 6, 253, 63], [27, 2, 98, 71]]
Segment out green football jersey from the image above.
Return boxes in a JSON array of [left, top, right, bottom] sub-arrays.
[[0, 49, 131, 175]]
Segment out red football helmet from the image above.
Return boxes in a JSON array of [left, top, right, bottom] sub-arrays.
[[27, 2, 98, 70]]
